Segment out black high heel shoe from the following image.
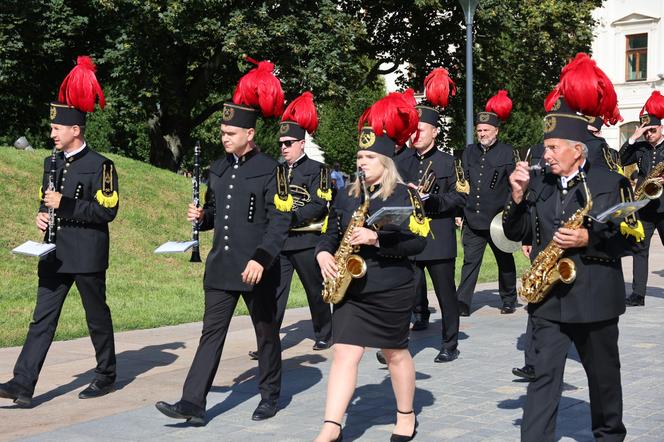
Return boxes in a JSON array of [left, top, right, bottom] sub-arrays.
[[390, 409, 417, 442], [323, 419, 343, 442]]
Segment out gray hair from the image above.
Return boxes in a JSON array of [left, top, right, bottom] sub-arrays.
[[564, 139, 588, 158]]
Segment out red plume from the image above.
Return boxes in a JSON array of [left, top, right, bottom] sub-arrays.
[[364, 92, 419, 146], [357, 106, 372, 132], [57, 56, 105, 112], [400, 88, 417, 107], [642, 91, 664, 119], [544, 86, 561, 112], [281, 91, 318, 134], [485, 90, 512, 121], [232, 57, 284, 118], [424, 67, 456, 108], [558, 53, 617, 121], [607, 104, 623, 125]]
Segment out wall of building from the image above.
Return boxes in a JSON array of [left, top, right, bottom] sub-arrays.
[[592, 0, 664, 148]]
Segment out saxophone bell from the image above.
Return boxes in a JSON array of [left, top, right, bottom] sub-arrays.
[[346, 254, 367, 278], [556, 257, 577, 284]]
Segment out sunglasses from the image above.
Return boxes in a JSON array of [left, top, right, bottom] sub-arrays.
[[279, 140, 302, 148]]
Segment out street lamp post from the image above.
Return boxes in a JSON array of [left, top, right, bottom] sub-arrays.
[[459, 0, 480, 147]]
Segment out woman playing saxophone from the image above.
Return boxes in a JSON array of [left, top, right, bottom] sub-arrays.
[[314, 93, 427, 442]]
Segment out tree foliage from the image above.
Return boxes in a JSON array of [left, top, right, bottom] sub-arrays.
[[0, 0, 602, 170]]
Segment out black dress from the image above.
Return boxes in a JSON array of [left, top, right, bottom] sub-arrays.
[[316, 183, 427, 349]]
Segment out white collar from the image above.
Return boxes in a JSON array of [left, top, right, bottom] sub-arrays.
[[64, 142, 86, 158], [559, 160, 586, 189]]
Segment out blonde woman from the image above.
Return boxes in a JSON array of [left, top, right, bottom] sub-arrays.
[[314, 92, 427, 442]]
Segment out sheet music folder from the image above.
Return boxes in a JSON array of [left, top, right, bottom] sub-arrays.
[[154, 240, 199, 254], [12, 241, 56, 257], [366, 206, 412, 229], [594, 200, 649, 223]]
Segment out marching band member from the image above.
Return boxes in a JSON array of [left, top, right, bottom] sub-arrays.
[[155, 59, 291, 424], [314, 92, 427, 442], [504, 53, 643, 441], [456, 90, 518, 315], [620, 91, 664, 307], [0, 57, 119, 407]]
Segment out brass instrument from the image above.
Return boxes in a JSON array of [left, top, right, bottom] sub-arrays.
[[634, 161, 664, 201], [454, 159, 469, 194], [321, 171, 369, 304], [418, 160, 436, 194], [289, 184, 325, 232], [519, 169, 593, 304]]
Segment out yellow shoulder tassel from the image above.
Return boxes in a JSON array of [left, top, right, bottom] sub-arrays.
[[39, 185, 44, 201], [95, 190, 119, 208], [274, 193, 293, 212], [620, 220, 645, 242], [617, 164, 625, 177], [320, 215, 329, 233], [317, 188, 332, 202], [408, 214, 431, 237]]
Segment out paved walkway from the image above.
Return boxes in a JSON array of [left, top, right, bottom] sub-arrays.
[[1, 235, 663, 441]]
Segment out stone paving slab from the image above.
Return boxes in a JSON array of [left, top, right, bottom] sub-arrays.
[[1, 234, 662, 441]]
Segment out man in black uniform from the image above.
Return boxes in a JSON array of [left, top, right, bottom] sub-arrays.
[[620, 93, 664, 307], [504, 101, 640, 441], [399, 102, 466, 362], [250, 92, 332, 358], [0, 57, 118, 407], [156, 60, 291, 424], [456, 91, 518, 315]]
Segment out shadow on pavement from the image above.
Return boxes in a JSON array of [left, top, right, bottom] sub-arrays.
[[343, 374, 435, 440], [27, 341, 185, 407]]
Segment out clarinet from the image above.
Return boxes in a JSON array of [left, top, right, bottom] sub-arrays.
[[46, 147, 57, 244], [190, 141, 202, 263]]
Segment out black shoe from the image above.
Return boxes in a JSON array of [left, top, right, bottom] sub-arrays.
[[376, 350, 387, 365], [313, 340, 330, 351], [323, 419, 343, 442], [155, 400, 206, 426], [391, 409, 417, 442], [411, 313, 429, 331], [248, 350, 259, 360], [251, 398, 278, 421], [500, 302, 516, 314], [0, 381, 32, 408], [512, 364, 536, 381], [434, 348, 460, 363], [78, 378, 115, 399], [625, 294, 645, 307], [458, 302, 470, 317]]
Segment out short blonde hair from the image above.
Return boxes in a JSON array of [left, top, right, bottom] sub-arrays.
[[348, 153, 404, 201]]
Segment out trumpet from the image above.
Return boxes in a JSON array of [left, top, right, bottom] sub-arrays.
[[418, 160, 436, 194]]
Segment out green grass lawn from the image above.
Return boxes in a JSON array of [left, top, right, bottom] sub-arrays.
[[0, 147, 528, 347]]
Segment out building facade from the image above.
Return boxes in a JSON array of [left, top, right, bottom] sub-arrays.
[[592, 0, 664, 148]]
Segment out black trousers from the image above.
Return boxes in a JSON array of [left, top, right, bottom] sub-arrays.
[[181, 286, 282, 409], [523, 314, 535, 367], [13, 272, 116, 394], [456, 226, 517, 307], [521, 316, 625, 442], [412, 259, 459, 351], [631, 216, 664, 297], [276, 248, 331, 342]]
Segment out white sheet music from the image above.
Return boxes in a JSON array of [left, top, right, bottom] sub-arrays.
[[154, 240, 198, 254], [595, 200, 649, 223], [12, 241, 56, 257]]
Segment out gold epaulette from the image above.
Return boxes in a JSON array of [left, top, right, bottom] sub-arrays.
[[317, 165, 333, 201], [619, 185, 644, 242], [274, 164, 293, 212], [406, 187, 431, 237], [95, 161, 119, 208]]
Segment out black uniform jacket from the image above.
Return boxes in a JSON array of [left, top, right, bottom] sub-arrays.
[[502, 162, 638, 323], [462, 141, 515, 230], [315, 183, 426, 295], [39, 146, 119, 274], [284, 155, 329, 252], [619, 138, 664, 217], [199, 148, 291, 291], [398, 148, 466, 260]]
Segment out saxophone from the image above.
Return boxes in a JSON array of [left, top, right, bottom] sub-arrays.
[[519, 170, 593, 304], [321, 171, 370, 304], [634, 161, 664, 201]]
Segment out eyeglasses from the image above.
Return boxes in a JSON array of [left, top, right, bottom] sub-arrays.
[[645, 128, 659, 134], [279, 140, 302, 148]]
